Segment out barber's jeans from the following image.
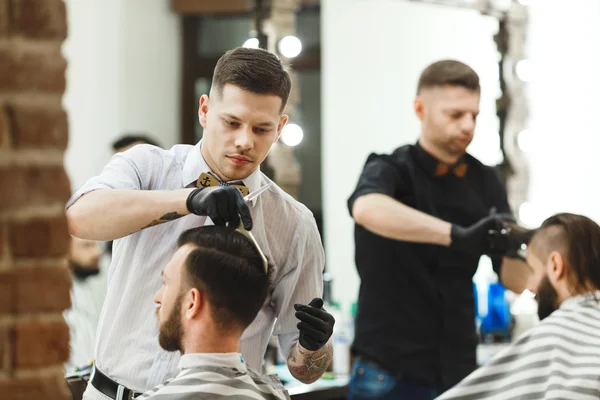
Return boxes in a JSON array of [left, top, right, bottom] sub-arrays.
[[348, 359, 439, 400]]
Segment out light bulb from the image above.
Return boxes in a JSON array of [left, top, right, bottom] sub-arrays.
[[516, 59, 533, 82], [243, 38, 259, 49], [518, 202, 542, 228], [517, 129, 533, 153], [278, 36, 302, 58], [281, 124, 303, 147]]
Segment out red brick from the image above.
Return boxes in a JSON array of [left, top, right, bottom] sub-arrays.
[[0, 46, 66, 92], [0, 166, 71, 209], [9, 215, 70, 258], [15, 265, 71, 313], [0, 370, 70, 400], [0, 271, 14, 315], [0, 0, 8, 37], [13, 318, 69, 368], [0, 324, 9, 372], [0, 223, 4, 259], [0, 106, 7, 148], [10, 0, 67, 40], [5, 103, 68, 150]]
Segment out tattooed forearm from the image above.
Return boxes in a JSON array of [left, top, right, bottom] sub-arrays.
[[140, 212, 186, 230], [286, 340, 333, 384]]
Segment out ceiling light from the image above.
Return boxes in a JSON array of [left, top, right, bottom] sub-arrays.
[[281, 123, 304, 147], [278, 36, 302, 58], [243, 38, 259, 49]]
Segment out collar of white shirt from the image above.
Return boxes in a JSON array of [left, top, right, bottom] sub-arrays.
[[182, 141, 263, 205], [177, 353, 248, 373]]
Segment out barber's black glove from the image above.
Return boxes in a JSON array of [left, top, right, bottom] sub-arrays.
[[450, 214, 509, 256], [500, 221, 537, 260], [186, 186, 252, 230], [294, 298, 335, 351]]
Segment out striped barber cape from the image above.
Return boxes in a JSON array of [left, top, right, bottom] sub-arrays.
[[437, 291, 600, 400], [137, 353, 290, 400]]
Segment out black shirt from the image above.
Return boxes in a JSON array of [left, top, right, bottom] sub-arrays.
[[347, 142, 511, 390]]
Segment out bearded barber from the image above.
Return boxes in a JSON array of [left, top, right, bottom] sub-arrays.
[[66, 47, 334, 400], [347, 60, 531, 400]]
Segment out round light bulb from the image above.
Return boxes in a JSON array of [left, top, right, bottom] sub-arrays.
[[516, 59, 533, 82], [517, 129, 533, 153], [278, 36, 302, 58], [281, 124, 304, 147], [243, 38, 259, 49], [518, 202, 542, 228]]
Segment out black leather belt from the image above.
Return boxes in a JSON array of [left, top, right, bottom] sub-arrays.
[[90, 365, 142, 400]]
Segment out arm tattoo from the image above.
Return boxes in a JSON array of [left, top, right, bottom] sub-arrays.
[[286, 340, 333, 384], [141, 212, 186, 230]]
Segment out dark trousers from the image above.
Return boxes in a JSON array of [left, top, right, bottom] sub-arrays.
[[348, 359, 440, 400]]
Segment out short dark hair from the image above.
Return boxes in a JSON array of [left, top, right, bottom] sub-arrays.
[[530, 213, 600, 294], [177, 226, 271, 331], [417, 60, 480, 94], [112, 134, 160, 152], [211, 47, 292, 112]]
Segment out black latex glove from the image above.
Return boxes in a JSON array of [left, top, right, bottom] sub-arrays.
[[186, 186, 252, 230], [498, 221, 537, 260], [450, 214, 510, 256], [486, 208, 536, 260], [294, 298, 335, 351]]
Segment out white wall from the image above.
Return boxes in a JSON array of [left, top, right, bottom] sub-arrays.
[[322, 0, 501, 311], [63, 0, 181, 191], [525, 0, 600, 224]]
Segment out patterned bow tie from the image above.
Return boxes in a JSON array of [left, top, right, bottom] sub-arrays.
[[435, 162, 468, 178], [194, 172, 249, 197]]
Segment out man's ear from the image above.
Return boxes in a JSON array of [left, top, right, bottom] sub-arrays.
[[414, 96, 425, 121], [275, 114, 289, 142], [198, 95, 210, 129], [548, 251, 566, 284], [186, 288, 204, 320]]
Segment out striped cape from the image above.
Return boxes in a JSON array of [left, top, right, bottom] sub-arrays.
[[437, 291, 600, 400], [137, 354, 290, 400]]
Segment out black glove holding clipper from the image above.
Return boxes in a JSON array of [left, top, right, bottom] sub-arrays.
[[451, 211, 534, 259], [294, 298, 335, 351], [186, 186, 253, 230], [450, 214, 513, 257]]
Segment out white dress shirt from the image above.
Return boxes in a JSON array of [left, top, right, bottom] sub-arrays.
[[67, 142, 324, 392], [63, 261, 107, 371]]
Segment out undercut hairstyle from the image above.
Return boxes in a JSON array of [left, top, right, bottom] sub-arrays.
[[211, 47, 292, 112], [111, 134, 160, 152], [417, 60, 480, 94], [177, 226, 272, 331], [529, 213, 600, 294]]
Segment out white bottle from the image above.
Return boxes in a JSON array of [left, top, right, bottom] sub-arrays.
[[332, 306, 351, 376]]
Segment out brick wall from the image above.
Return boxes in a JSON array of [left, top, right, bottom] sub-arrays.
[[0, 1, 72, 399]]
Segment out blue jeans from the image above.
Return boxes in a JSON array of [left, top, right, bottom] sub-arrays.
[[348, 359, 439, 400]]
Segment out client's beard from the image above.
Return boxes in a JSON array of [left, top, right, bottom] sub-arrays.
[[69, 260, 100, 280], [536, 275, 559, 320], [158, 297, 184, 353]]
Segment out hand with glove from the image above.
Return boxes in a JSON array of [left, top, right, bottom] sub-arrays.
[[294, 298, 335, 351], [450, 214, 514, 257], [186, 186, 253, 230]]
